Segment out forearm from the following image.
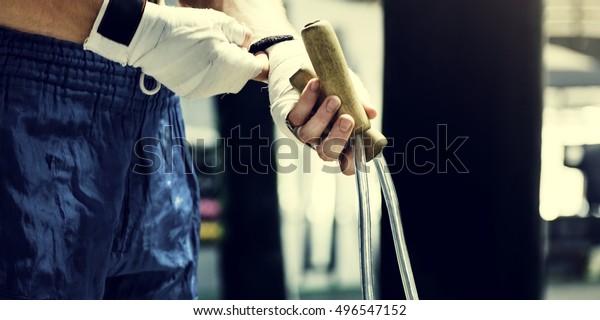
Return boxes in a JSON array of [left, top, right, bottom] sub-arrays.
[[179, 0, 297, 40], [0, 0, 102, 43]]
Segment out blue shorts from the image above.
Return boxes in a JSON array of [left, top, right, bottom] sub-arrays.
[[0, 27, 200, 299]]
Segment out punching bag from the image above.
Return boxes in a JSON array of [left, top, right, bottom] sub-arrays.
[[380, 0, 545, 299], [218, 82, 286, 299]]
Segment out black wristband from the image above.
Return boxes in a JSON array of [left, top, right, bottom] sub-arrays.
[[97, 0, 146, 46], [249, 35, 294, 54]]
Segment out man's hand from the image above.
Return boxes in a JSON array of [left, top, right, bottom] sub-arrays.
[[289, 79, 377, 175], [84, 1, 268, 98], [180, 0, 378, 175]]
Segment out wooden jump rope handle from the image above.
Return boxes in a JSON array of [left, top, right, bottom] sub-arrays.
[[290, 20, 387, 162]]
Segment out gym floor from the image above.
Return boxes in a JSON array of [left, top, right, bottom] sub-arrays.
[[198, 245, 600, 300]]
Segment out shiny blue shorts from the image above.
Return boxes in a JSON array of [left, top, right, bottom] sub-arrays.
[[0, 27, 200, 299]]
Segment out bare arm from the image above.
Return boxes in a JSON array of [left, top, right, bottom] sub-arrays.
[[0, 0, 102, 43], [179, 0, 296, 40]]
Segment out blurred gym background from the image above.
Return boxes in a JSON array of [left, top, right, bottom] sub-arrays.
[[173, 0, 600, 299]]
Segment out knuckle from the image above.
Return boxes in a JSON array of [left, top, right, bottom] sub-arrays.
[[315, 145, 334, 161], [297, 128, 311, 142], [322, 142, 344, 160], [299, 126, 321, 143], [322, 148, 335, 160], [287, 109, 303, 127], [287, 115, 301, 127], [343, 167, 355, 176], [339, 158, 352, 175], [318, 151, 335, 162]]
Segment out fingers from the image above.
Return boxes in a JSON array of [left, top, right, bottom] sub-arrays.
[[339, 145, 356, 176], [220, 14, 253, 48], [182, 41, 265, 98], [287, 78, 377, 175], [287, 79, 321, 127], [363, 100, 378, 120], [293, 94, 355, 164], [316, 114, 354, 161], [296, 96, 341, 146], [240, 26, 253, 49]]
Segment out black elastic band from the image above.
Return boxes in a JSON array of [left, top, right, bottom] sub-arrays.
[[249, 35, 294, 54], [98, 0, 146, 46]]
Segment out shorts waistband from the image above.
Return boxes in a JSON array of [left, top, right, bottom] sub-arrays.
[[0, 26, 175, 110]]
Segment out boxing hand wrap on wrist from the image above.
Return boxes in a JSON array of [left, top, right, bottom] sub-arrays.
[[97, 0, 146, 46], [85, 0, 267, 98], [266, 40, 312, 142], [84, 0, 148, 65]]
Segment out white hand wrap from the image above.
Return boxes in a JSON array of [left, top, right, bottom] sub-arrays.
[[265, 40, 310, 141], [84, 1, 264, 98]]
